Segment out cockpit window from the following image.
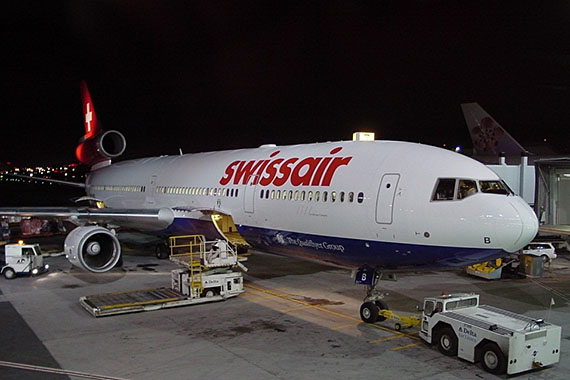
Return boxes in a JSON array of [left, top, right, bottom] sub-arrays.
[[479, 180, 511, 195], [432, 178, 456, 201], [458, 179, 478, 199]]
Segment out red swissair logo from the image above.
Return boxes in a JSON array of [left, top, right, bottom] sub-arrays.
[[219, 147, 353, 187]]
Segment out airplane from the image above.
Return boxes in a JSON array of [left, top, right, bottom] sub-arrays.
[[461, 102, 570, 240], [0, 83, 538, 322], [461, 103, 528, 157]]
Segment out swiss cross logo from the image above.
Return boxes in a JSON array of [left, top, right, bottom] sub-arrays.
[[85, 102, 93, 133]]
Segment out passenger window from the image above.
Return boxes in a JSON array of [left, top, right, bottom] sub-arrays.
[[276, 190, 281, 199], [348, 192, 354, 202], [288, 190, 293, 200], [270, 190, 275, 199], [458, 179, 477, 200], [301, 191, 306, 201], [331, 191, 336, 202], [315, 191, 320, 202], [323, 191, 328, 202], [260, 189, 264, 199], [433, 178, 456, 201], [340, 191, 345, 202], [294, 190, 299, 201], [357, 192, 364, 203], [308, 191, 313, 201]]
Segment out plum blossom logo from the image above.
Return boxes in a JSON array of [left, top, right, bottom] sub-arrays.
[[471, 117, 503, 154]]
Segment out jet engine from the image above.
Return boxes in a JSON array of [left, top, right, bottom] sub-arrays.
[[76, 130, 127, 167], [65, 226, 121, 273]]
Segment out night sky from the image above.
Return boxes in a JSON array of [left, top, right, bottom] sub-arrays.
[[3, 1, 569, 165]]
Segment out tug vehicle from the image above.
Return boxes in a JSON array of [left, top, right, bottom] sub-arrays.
[[419, 293, 561, 375], [1, 241, 49, 279]]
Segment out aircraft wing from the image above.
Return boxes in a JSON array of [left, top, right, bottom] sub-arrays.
[[0, 207, 174, 231]]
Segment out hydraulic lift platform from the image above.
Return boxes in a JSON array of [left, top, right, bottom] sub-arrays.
[[80, 235, 246, 317]]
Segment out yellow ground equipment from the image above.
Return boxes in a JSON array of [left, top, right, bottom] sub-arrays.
[[378, 309, 421, 331], [466, 258, 504, 280]]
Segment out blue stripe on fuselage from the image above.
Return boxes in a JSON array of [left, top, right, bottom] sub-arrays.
[[156, 217, 504, 269], [236, 225, 504, 269]]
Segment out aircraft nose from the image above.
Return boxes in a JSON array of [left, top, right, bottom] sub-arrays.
[[504, 197, 538, 252]]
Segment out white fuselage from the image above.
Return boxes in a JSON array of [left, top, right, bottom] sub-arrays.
[[85, 140, 538, 269]]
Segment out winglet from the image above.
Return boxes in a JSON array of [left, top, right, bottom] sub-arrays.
[[461, 103, 526, 156], [80, 80, 100, 139]]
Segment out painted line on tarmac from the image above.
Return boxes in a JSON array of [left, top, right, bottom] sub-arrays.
[[0, 360, 129, 380], [331, 322, 361, 330], [369, 330, 419, 344], [529, 278, 570, 303], [280, 305, 309, 313], [391, 342, 422, 351], [245, 283, 421, 342]]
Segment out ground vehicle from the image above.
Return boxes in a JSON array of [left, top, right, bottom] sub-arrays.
[[80, 235, 245, 317], [522, 242, 557, 262], [419, 293, 561, 375], [1, 241, 49, 279]]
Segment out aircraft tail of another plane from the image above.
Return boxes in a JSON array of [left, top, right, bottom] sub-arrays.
[[76, 81, 127, 168], [461, 103, 526, 156]]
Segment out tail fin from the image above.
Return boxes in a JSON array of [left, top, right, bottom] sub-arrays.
[[80, 80, 101, 139], [461, 103, 526, 156], [76, 82, 126, 167]]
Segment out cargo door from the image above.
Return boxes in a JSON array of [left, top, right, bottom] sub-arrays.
[[243, 175, 257, 213], [375, 173, 400, 224]]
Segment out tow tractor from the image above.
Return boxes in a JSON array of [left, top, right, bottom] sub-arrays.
[[355, 271, 562, 376], [1, 240, 49, 279], [419, 293, 561, 375], [80, 235, 247, 317]]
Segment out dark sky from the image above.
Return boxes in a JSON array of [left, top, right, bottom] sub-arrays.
[[2, 1, 569, 165]]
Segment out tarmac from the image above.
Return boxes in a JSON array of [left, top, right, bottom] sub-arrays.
[[1, 234, 569, 380]]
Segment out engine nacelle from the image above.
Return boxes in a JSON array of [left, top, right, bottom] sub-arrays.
[[76, 130, 127, 166], [65, 226, 121, 273]]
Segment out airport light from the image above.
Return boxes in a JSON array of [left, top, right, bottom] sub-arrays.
[[353, 132, 375, 141]]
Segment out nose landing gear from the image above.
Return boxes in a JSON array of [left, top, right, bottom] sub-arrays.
[[355, 266, 392, 323]]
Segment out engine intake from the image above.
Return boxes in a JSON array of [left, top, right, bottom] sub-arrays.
[[76, 130, 126, 166], [65, 226, 121, 273]]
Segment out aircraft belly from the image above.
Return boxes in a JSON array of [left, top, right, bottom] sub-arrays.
[[237, 225, 504, 269]]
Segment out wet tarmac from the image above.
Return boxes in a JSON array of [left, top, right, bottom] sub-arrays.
[[0, 235, 569, 379]]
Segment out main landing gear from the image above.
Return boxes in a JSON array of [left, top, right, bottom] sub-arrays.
[[355, 266, 392, 324]]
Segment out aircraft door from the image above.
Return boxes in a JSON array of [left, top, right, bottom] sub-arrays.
[[375, 173, 400, 224], [146, 175, 157, 205], [243, 175, 257, 213]]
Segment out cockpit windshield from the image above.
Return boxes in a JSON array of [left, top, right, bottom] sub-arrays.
[[479, 180, 512, 195], [432, 178, 512, 201]]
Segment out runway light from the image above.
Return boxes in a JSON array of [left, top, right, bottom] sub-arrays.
[[454, 146, 462, 152]]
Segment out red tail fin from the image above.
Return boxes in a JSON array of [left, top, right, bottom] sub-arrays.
[[80, 80, 100, 139], [76, 81, 126, 167]]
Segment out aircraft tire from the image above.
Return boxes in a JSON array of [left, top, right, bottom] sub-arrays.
[[360, 302, 379, 323], [375, 300, 389, 321], [155, 242, 169, 259]]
